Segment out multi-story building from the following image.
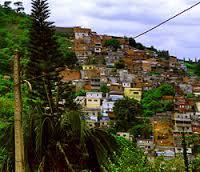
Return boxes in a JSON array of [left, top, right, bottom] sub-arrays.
[[86, 92, 103, 109], [192, 82, 200, 97], [173, 112, 193, 133], [101, 92, 124, 117], [101, 99, 115, 117], [137, 139, 154, 154]]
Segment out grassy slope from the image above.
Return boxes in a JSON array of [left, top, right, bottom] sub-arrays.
[[184, 61, 200, 79]]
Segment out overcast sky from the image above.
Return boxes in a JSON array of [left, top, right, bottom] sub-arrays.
[[2, 0, 200, 60]]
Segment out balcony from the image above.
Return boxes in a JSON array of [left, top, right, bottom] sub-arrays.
[[174, 117, 191, 122]]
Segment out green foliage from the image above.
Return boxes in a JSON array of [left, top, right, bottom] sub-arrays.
[[190, 154, 200, 172], [115, 59, 125, 69], [107, 137, 150, 172], [128, 37, 147, 50], [135, 43, 145, 50], [150, 156, 185, 172], [113, 97, 141, 131], [0, 117, 14, 172], [26, 0, 65, 112], [56, 35, 77, 68], [128, 37, 137, 47], [9, 1, 117, 171], [23, 110, 117, 171], [146, 46, 158, 52], [104, 38, 120, 51], [157, 50, 170, 60], [182, 132, 189, 172], [0, 5, 30, 75], [100, 84, 110, 93], [76, 89, 86, 97], [0, 75, 13, 96], [142, 84, 175, 116], [0, 75, 14, 118], [0, 97, 14, 118], [148, 71, 161, 76], [86, 55, 106, 65], [159, 84, 175, 96], [194, 62, 200, 77], [186, 93, 195, 98], [184, 61, 199, 77], [129, 121, 153, 139]]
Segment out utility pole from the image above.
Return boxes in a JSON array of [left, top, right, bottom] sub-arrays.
[[182, 128, 189, 172], [14, 51, 25, 172]]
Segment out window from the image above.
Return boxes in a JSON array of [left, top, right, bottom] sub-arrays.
[[133, 92, 139, 94], [88, 99, 92, 102], [94, 100, 98, 102]]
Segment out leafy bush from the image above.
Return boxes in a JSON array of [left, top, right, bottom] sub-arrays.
[[142, 84, 175, 116], [107, 137, 150, 172], [104, 38, 120, 51]]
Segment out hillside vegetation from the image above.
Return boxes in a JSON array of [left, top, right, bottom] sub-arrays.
[[0, 2, 200, 171]]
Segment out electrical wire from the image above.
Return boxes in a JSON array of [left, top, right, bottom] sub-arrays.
[[134, 1, 200, 39]]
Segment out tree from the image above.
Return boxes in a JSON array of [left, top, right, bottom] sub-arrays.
[[159, 84, 175, 96], [107, 137, 150, 172], [27, 0, 65, 114], [182, 131, 189, 172], [3, 1, 12, 9], [113, 97, 141, 131], [190, 154, 200, 172], [194, 62, 200, 77], [24, 1, 117, 171], [104, 38, 120, 51], [100, 84, 110, 94], [115, 59, 125, 69], [151, 156, 185, 172], [25, 110, 117, 171], [147, 46, 158, 52], [128, 37, 137, 47], [130, 121, 153, 139], [135, 43, 145, 50], [56, 35, 77, 68], [14, 1, 24, 13], [142, 84, 175, 116], [157, 50, 170, 60]]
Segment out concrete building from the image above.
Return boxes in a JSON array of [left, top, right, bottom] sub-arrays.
[[86, 92, 103, 109], [124, 87, 142, 101]]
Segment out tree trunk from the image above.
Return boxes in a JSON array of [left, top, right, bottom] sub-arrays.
[[14, 51, 25, 172], [182, 129, 189, 172]]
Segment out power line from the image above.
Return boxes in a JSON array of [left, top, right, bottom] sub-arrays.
[[134, 1, 200, 39]]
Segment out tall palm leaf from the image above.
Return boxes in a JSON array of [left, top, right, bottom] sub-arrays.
[[24, 110, 117, 172]]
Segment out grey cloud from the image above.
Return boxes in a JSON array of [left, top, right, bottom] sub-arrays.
[[4, 0, 200, 59]]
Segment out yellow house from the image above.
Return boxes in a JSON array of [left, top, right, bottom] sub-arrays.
[[86, 92, 102, 108], [82, 65, 96, 70], [124, 88, 142, 101]]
